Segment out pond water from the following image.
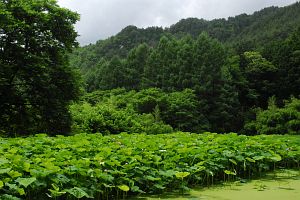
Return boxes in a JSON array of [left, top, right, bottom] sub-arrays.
[[128, 170, 300, 200]]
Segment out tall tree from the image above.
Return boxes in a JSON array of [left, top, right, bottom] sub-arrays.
[[142, 35, 179, 90], [241, 51, 278, 108], [193, 33, 239, 132], [275, 27, 300, 101], [124, 43, 150, 89], [99, 56, 125, 90], [176, 35, 195, 90], [0, 0, 80, 136]]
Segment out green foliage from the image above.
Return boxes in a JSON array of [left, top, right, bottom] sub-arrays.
[[241, 51, 278, 108], [175, 172, 190, 179], [65, 3, 300, 135], [70, 2, 300, 72], [65, 187, 92, 199], [70, 90, 173, 135], [124, 43, 150, 90], [117, 185, 130, 192], [75, 88, 204, 133], [267, 27, 300, 101], [192, 33, 240, 132], [78, 33, 240, 133], [71, 3, 300, 95], [2, 0, 299, 137], [0, 133, 299, 199], [15, 178, 36, 188], [160, 89, 201, 132], [68, 25, 164, 78], [0, 0, 80, 136], [244, 97, 300, 135]]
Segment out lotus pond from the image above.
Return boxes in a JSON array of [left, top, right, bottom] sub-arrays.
[[0, 132, 299, 199], [129, 169, 300, 200]]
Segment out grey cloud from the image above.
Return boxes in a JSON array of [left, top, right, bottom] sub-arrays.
[[57, 0, 298, 45]]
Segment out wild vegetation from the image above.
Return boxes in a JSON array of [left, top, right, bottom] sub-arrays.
[[69, 30, 300, 134], [0, 133, 299, 199], [1, 1, 299, 136], [0, 0, 80, 136], [0, 0, 300, 199]]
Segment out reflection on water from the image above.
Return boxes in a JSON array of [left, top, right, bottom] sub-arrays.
[[128, 170, 300, 200]]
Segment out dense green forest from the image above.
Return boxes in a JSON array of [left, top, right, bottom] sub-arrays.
[[67, 2, 300, 135], [0, 0, 299, 136], [0, 0, 300, 199]]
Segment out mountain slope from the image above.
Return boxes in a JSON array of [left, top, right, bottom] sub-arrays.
[[70, 2, 300, 71]]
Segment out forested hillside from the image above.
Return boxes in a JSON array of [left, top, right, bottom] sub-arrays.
[[66, 2, 300, 135], [70, 2, 300, 71], [169, 3, 300, 50]]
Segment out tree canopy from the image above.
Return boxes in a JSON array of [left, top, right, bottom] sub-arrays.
[[0, 0, 80, 136], [69, 23, 300, 134]]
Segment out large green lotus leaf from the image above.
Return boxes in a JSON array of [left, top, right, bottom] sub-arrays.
[[23, 162, 30, 172], [224, 170, 236, 175], [229, 159, 237, 165], [0, 158, 9, 166], [5, 183, 19, 191], [8, 171, 22, 178], [158, 170, 176, 177], [270, 154, 282, 162], [131, 185, 145, 193], [16, 177, 36, 188], [118, 185, 130, 192], [17, 188, 25, 195], [65, 187, 91, 198], [0, 194, 21, 200], [253, 156, 265, 161], [246, 157, 256, 163], [145, 175, 161, 181], [0, 168, 11, 174], [175, 172, 190, 179]]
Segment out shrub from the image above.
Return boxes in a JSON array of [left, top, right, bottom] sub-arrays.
[[70, 102, 173, 135], [244, 97, 300, 135]]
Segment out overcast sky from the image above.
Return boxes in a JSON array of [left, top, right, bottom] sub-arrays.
[[57, 0, 298, 45]]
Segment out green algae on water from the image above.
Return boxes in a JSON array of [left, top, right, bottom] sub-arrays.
[[130, 170, 300, 200]]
